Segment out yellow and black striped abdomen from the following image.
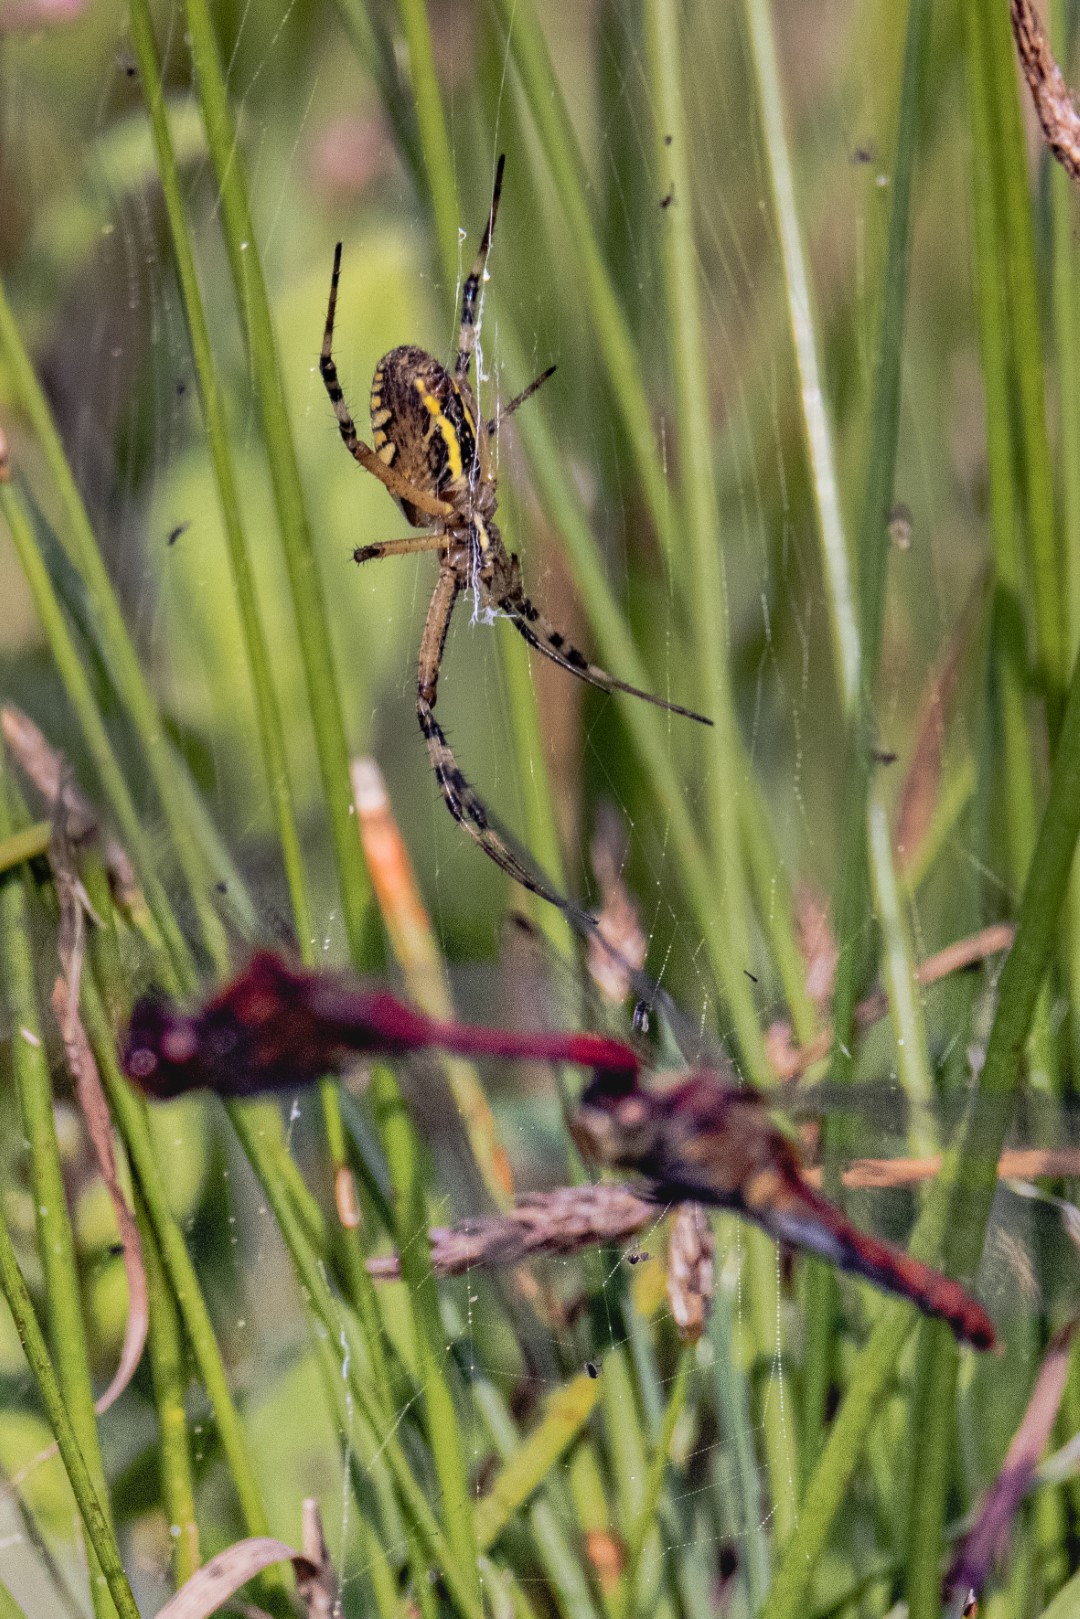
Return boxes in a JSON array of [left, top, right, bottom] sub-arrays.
[[370, 345, 479, 527]]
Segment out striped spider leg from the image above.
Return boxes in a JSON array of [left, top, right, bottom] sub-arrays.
[[320, 154, 711, 908]]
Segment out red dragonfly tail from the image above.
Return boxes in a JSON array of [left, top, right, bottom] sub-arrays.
[[754, 1176, 996, 1350]]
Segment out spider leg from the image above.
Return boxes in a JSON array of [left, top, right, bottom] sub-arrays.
[[353, 535, 447, 565], [487, 365, 557, 436], [492, 556, 713, 726], [321, 244, 453, 521], [416, 561, 569, 907], [456, 154, 505, 381]]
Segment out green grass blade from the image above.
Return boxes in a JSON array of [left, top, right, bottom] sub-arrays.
[[0, 782, 118, 1619], [474, 1371, 602, 1551], [226, 1090, 487, 1619], [139, 1203, 199, 1587], [87, 988, 285, 1575], [0, 821, 50, 872], [127, 0, 314, 954], [0, 1194, 139, 1619], [369, 1062, 481, 1598], [395, 0, 460, 285], [182, 0, 372, 962], [0, 477, 192, 982], [907, 606, 1080, 1615], [616, 1347, 692, 1619], [646, 0, 761, 1063], [487, 0, 674, 559], [983, 0, 1066, 714], [0, 280, 226, 969], [739, 0, 859, 711]]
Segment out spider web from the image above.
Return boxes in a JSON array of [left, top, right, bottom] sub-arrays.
[[0, 0, 1051, 1614]]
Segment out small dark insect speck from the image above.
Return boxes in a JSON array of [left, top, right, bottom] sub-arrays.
[[627, 1250, 650, 1265], [852, 144, 874, 165], [107, 1241, 126, 1257], [659, 189, 674, 210], [585, 1361, 600, 1379], [167, 522, 190, 547], [214, 880, 228, 895], [872, 748, 898, 766], [176, 379, 187, 397], [117, 49, 137, 78], [663, 133, 673, 146], [744, 969, 758, 983]]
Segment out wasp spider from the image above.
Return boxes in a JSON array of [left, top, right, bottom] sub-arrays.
[[320, 155, 711, 905]]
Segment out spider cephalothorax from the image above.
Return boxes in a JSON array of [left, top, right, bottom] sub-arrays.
[[320, 155, 711, 907]]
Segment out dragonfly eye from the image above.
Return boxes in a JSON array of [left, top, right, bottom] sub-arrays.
[[632, 1001, 650, 1035], [124, 1044, 158, 1081], [160, 1025, 200, 1065]]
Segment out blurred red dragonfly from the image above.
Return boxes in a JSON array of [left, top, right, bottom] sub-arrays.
[[122, 950, 639, 1098], [572, 1066, 997, 1349], [122, 951, 998, 1349]]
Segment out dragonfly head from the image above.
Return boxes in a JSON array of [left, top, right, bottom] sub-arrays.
[[571, 1072, 661, 1171], [123, 993, 203, 1098]]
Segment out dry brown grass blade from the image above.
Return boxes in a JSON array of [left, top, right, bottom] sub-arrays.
[[803, 1146, 1080, 1192], [894, 567, 990, 874], [1011, 0, 1080, 183], [945, 1315, 1080, 1601], [588, 802, 647, 1005], [771, 922, 1015, 1080], [352, 753, 515, 1206], [365, 1184, 659, 1280], [794, 882, 838, 1009], [2, 702, 141, 910], [49, 806, 147, 1415], [152, 1531, 317, 1619], [295, 1500, 340, 1619]]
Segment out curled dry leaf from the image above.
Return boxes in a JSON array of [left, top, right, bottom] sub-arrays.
[[152, 1534, 316, 1619], [48, 805, 147, 1415], [1011, 0, 1080, 184], [945, 1317, 1080, 1601], [1, 703, 140, 911], [667, 1201, 714, 1342]]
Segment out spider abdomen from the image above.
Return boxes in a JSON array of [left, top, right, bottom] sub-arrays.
[[371, 344, 480, 525]]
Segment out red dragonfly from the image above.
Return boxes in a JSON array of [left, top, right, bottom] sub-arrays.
[[572, 1066, 997, 1350], [122, 952, 996, 1350], [122, 950, 639, 1098]]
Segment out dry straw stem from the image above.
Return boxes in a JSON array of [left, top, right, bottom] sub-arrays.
[[666, 1202, 714, 1343], [946, 1316, 1080, 1603], [365, 1184, 659, 1279], [768, 922, 1015, 1080], [362, 1143, 1076, 1282], [1011, 0, 1080, 182]]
